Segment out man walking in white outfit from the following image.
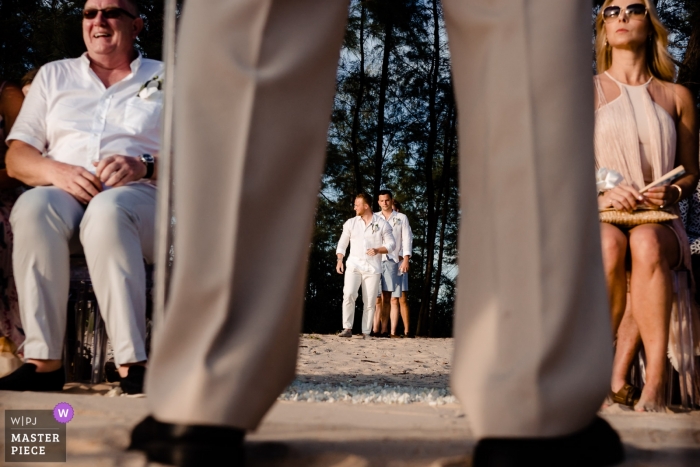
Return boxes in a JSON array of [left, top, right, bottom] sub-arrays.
[[336, 193, 395, 338]]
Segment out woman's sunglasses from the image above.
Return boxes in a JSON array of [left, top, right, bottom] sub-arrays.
[[83, 8, 137, 20], [603, 3, 648, 22]]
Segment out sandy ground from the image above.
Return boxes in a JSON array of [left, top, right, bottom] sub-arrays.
[[1, 334, 699, 466], [295, 334, 452, 388]]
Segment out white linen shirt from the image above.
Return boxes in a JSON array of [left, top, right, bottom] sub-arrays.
[[7, 53, 163, 181], [375, 210, 413, 263], [336, 214, 395, 274]]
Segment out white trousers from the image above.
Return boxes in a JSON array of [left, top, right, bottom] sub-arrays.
[[147, 0, 612, 438], [341, 267, 380, 334], [10, 185, 155, 365]]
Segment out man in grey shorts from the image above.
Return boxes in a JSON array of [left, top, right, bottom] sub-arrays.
[[393, 200, 413, 337], [373, 191, 412, 338]]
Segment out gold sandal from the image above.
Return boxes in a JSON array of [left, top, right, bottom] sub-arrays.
[[609, 383, 641, 407]]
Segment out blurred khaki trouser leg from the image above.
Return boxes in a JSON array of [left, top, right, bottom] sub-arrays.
[[443, 0, 612, 437], [147, 0, 613, 437], [145, 0, 351, 429]]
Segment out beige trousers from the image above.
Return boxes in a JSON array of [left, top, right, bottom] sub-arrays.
[[10, 185, 155, 365], [147, 0, 613, 438]]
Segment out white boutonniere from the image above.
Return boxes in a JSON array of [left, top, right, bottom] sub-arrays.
[[137, 75, 164, 101], [371, 223, 380, 233], [392, 217, 401, 227]]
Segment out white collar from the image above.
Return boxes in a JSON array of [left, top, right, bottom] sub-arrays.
[[80, 51, 143, 77]]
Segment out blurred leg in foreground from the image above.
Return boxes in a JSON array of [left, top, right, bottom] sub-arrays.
[[132, 1, 623, 466], [443, 1, 621, 464]]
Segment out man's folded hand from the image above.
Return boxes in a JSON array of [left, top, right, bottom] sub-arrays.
[[94, 155, 147, 188], [48, 162, 102, 204]]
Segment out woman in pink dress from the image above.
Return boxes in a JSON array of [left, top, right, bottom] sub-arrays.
[[594, 0, 699, 412], [0, 79, 26, 349]]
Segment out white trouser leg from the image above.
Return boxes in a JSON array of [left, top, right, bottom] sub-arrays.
[[341, 268, 362, 330], [10, 187, 84, 360], [80, 184, 156, 365], [360, 273, 380, 335]]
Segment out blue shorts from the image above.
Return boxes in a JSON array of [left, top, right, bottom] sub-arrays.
[[380, 260, 401, 298], [399, 271, 408, 292]]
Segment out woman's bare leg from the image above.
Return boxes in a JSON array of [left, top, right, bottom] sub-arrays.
[[628, 224, 679, 412], [610, 305, 641, 394], [600, 223, 628, 335]]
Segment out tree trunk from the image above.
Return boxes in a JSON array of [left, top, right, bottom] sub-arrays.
[[372, 17, 393, 210], [429, 109, 456, 337], [350, 4, 366, 197], [416, 0, 441, 336]]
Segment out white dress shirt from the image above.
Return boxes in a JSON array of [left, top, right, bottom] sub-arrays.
[[7, 53, 163, 182], [375, 210, 413, 263], [336, 214, 395, 274]]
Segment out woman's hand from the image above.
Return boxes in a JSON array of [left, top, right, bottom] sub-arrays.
[[643, 185, 681, 209], [598, 184, 644, 212]]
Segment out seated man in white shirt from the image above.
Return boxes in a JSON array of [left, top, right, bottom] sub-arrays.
[[0, 0, 161, 394], [336, 193, 395, 338]]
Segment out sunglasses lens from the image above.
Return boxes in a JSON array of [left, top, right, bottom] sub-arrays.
[[603, 6, 620, 20], [103, 9, 122, 19], [83, 8, 132, 20], [627, 4, 647, 18]]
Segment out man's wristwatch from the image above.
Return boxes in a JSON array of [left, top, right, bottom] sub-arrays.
[[139, 154, 155, 179]]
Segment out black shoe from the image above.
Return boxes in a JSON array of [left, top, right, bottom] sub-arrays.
[[472, 416, 624, 467], [104, 361, 120, 383], [0, 363, 65, 392], [129, 415, 246, 466], [120, 366, 146, 394], [380, 332, 390, 338]]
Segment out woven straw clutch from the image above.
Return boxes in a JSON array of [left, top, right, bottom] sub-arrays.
[[599, 207, 678, 227]]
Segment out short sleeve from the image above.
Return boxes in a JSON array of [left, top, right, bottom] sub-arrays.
[[6, 66, 48, 153]]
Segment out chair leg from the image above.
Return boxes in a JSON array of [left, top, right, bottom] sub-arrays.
[[74, 282, 91, 382], [90, 300, 108, 385], [90, 290, 107, 384], [668, 270, 699, 410]]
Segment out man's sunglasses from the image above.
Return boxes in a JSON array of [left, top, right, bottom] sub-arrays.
[[603, 3, 648, 22], [83, 8, 137, 20]]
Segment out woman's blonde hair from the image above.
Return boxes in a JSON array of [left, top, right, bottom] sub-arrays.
[[595, 0, 676, 81]]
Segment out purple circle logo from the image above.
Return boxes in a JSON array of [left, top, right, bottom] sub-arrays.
[[53, 402, 74, 424]]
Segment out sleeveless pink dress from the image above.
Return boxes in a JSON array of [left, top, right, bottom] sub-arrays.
[[594, 72, 700, 372], [0, 81, 23, 348]]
